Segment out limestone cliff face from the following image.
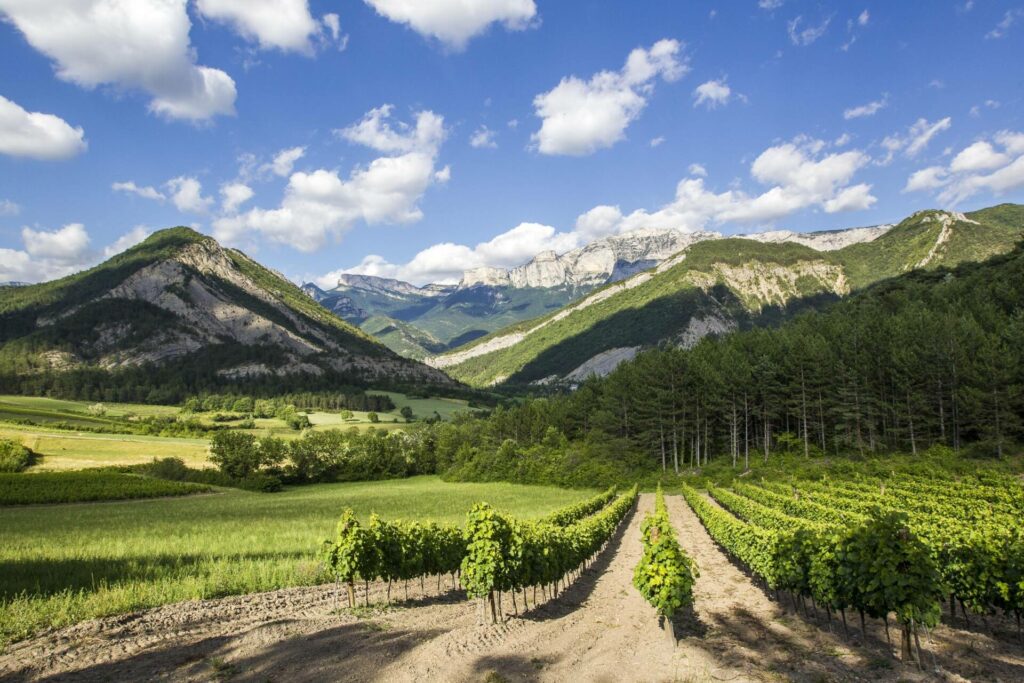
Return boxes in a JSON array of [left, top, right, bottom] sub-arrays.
[[459, 228, 719, 290]]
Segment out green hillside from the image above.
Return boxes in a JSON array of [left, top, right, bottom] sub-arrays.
[[0, 228, 451, 402], [435, 205, 1024, 387]]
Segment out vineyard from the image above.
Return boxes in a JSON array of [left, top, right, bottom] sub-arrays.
[[682, 469, 1024, 667], [321, 485, 637, 622]]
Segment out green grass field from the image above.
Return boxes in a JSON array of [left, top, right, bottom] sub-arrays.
[[0, 426, 211, 470], [0, 476, 591, 648]]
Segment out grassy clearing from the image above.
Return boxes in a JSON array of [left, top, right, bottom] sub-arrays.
[[0, 426, 210, 470], [0, 472, 212, 505], [0, 476, 591, 648]]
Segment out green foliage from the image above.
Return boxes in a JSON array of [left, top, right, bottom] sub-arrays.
[[0, 438, 33, 473], [633, 486, 697, 618], [0, 471, 210, 505]]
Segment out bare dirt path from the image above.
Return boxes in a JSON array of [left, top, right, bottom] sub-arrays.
[[3, 494, 1023, 682]]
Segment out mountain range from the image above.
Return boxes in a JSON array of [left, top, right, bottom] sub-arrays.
[[425, 204, 1024, 387], [300, 204, 1023, 382]]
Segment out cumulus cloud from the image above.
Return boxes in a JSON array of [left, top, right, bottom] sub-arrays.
[[688, 163, 708, 177], [693, 79, 731, 109], [758, 0, 783, 9], [880, 117, 952, 163], [649, 136, 666, 148], [363, 0, 537, 50], [220, 182, 254, 213], [0, 199, 19, 215], [470, 125, 497, 149], [904, 130, 1024, 204], [214, 106, 448, 251], [0, 0, 236, 122], [112, 181, 165, 201], [572, 137, 874, 236], [0, 95, 86, 160], [843, 94, 887, 119], [788, 16, 831, 46], [167, 176, 214, 214], [531, 39, 687, 156], [195, 0, 341, 54], [337, 105, 445, 154]]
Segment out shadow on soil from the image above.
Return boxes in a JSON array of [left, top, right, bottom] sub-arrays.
[[12, 621, 444, 683]]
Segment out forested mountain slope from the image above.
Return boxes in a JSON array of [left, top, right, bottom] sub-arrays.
[[440, 242, 1024, 486], [0, 228, 451, 402], [430, 204, 1024, 387]]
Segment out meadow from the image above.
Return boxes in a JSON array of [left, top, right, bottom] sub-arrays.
[[0, 476, 591, 648]]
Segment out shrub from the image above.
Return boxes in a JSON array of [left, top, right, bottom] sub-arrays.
[[0, 439, 34, 473]]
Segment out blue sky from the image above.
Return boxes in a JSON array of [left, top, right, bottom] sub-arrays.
[[1, 0, 1022, 286]]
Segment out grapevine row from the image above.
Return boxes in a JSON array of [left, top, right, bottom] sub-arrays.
[[633, 484, 697, 642]]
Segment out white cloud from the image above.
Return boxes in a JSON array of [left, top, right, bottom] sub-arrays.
[[195, 0, 335, 54], [649, 136, 666, 148], [880, 117, 952, 163], [22, 223, 90, 261], [843, 94, 887, 119], [220, 182, 254, 213], [903, 166, 948, 193], [434, 165, 451, 183], [167, 176, 214, 214], [112, 181, 165, 201], [758, 0, 783, 9], [337, 105, 445, 154], [470, 125, 497, 149], [0, 199, 19, 215], [577, 137, 874, 235], [0, 95, 86, 160], [904, 130, 1024, 204], [267, 146, 305, 177], [531, 39, 687, 156], [215, 107, 448, 251], [693, 79, 731, 109], [788, 16, 831, 46], [950, 141, 1010, 173], [363, 0, 537, 50], [987, 9, 1024, 39], [5, 222, 90, 282], [688, 163, 708, 177], [858, 9, 870, 26], [0, 0, 236, 122], [823, 182, 875, 212], [103, 225, 150, 257]]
